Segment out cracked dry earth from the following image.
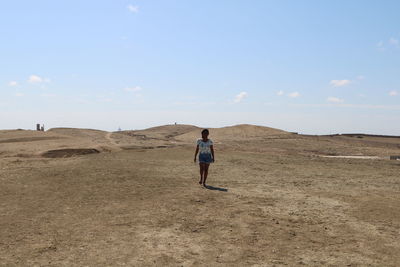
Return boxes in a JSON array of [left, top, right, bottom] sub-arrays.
[[1, 145, 400, 266]]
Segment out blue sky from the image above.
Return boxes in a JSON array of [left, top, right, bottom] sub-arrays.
[[1, 0, 399, 134]]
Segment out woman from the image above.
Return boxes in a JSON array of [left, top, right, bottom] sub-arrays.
[[194, 129, 215, 187]]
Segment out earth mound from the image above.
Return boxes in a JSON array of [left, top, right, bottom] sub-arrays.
[[48, 128, 108, 139], [0, 136, 64, 144], [0, 129, 64, 142], [176, 124, 292, 143], [120, 124, 200, 140]]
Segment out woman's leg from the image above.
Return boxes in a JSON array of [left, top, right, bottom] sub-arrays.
[[203, 163, 210, 186], [199, 163, 204, 184]]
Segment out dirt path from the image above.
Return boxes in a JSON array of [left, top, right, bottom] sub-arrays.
[[105, 131, 119, 147]]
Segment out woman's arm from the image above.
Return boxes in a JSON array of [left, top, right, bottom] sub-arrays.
[[194, 145, 199, 162], [210, 145, 215, 162]]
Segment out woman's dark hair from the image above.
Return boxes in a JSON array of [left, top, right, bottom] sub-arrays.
[[201, 129, 209, 135]]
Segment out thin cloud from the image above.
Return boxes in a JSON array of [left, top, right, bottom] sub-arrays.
[[276, 90, 284, 96], [377, 38, 400, 50], [292, 103, 400, 110], [28, 75, 50, 84], [173, 101, 216, 106], [288, 92, 300, 98], [97, 97, 113, 103], [234, 91, 247, 103], [41, 93, 57, 97], [127, 4, 139, 13], [124, 86, 142, 92], [15, 92, 24, 97], [389, 90, 398, 96], [28, 75, 43, 83], [389, 37, 399, 47], [327, 96, 344, 103], [8, 81, 18, 86], [330, 80, 351, 87]]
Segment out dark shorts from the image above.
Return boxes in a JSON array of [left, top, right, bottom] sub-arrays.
[[199, 153, 213, 164]]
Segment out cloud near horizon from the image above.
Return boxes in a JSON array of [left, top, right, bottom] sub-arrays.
[[327, 96, 344, 103], [389, 90, 398, 96], [291, 103, 400, 110], [288, 92, 300, 98], [124, 86, 142, 92], [234, 92, 248, 103], [28, 75, 50, 84], [8, 81, 18, 86], [28, 75, 43, 83], [330, 80, 351, 87]]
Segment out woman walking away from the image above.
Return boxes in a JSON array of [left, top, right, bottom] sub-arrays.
[[194, 129, 215, 187]]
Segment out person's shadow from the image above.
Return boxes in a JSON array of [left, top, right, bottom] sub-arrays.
[[205, 185, 228, 192]]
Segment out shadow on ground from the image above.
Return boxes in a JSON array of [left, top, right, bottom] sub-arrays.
[[205, 185, 228, 192]]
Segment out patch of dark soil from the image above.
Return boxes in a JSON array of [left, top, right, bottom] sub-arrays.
[[41, 148, 100, 158]]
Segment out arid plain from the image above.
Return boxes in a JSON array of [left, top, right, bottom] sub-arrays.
[[0, 124, 399, 266]]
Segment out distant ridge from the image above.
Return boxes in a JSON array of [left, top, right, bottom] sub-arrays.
[[119, 124, 200, 140], [48, 127, 108, 139], [327, 133, 400, 139], [175, 124, 291, 143]]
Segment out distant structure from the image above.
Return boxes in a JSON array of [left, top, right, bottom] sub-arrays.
[[118, 127, 122, 131], [36, 123, 45, 131], [175, 122, 177, 125], [390, 155, 400, 160]]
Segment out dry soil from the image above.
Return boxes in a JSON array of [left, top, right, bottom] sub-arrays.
[[1, 124, 399, 266]]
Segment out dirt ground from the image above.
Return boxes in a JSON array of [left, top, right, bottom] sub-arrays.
[[0, 125, 399, 266]]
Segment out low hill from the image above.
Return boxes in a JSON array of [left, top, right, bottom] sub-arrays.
[[120, 124, 200, 140], [0, 124, 294, 157], [175, 124, 292, 143], [0, 129, 65, 144], [0, 128, 116, 158], [3, 124, 398, 158], [48, 127, 108, 139]]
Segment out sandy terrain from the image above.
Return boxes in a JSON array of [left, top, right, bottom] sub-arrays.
[[0, 124, 399, 266]]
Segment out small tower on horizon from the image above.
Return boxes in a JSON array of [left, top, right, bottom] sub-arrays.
[[36, 123, 45, 131]]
